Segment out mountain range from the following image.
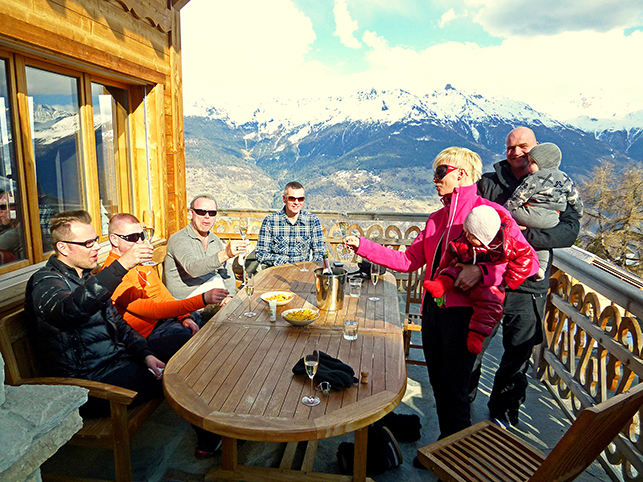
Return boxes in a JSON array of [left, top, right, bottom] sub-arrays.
[[185, 85, 643, 213]]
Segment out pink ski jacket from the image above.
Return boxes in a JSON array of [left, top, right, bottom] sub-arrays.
[[356, 183, 539, 309]]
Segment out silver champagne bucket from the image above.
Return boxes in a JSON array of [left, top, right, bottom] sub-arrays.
[[314, 267, 347, 311]]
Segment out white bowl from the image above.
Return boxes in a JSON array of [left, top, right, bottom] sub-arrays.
[[281, 308, 320, 326], [260, 291, 295, 306]]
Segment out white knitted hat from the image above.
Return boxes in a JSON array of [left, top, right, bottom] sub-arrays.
[[463, 205, 501, 247]]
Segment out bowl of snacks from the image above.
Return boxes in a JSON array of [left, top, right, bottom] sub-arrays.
[[260, 291, 295, 306], [281, 308, 320, 326]]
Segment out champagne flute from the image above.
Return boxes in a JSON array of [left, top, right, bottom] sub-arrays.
[[238, 218, 249, 265], [369, 263, 383, 302], [301, 340, 320, 407], [298, 238, 309, 272], [338, 213, 350, 261], [141, 210, 156, 266], [243, 273, 256, 317]]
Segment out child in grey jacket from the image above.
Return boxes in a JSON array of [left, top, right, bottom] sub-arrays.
[[504, 142, 583, 280]]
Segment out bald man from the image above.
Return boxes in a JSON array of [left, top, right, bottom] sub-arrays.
[[463, 127, 580, 428], [103, 213, 230, 361]]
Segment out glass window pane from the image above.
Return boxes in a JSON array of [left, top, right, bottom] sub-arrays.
[[92, 82, 128, 236], [0, 57, 26, 266], [26, 66, 83, 253]]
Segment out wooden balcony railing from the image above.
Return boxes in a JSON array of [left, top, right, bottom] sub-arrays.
[[543, 246, 643, 482], [214, 208, 427, 287]]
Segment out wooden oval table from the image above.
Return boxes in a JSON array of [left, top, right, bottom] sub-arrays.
[[164, 262, 407, 482]]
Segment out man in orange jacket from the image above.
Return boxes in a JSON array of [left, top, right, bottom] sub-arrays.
[[102, 213, 229, 361]]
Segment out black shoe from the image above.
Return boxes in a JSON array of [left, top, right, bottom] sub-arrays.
[[194, 433, 222, 459], [508, 407, 520, 426]]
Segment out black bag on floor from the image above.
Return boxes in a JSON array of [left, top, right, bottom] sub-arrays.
[[336, 425, 402, 476]]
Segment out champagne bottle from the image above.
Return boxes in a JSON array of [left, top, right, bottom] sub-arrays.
[[322, 249, 333, 274]]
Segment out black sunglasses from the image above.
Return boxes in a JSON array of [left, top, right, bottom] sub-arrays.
[[433, 164, 460, 180], [287, 196, 305, 202], [115, 232, 146, 243], [63, 236, 99, 248], [192, 208, 217, 217]]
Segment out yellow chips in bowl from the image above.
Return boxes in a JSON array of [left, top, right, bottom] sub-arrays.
[[282, 308, 320, 326], [260, 291, 294, 306]]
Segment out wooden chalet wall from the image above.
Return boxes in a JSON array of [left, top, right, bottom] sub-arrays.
[[0, 0, 191, 311]]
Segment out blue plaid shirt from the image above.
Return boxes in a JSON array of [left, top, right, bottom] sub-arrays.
[[256, 209, 325, 266]]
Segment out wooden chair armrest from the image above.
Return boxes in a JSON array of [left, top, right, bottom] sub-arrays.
[[17, 377, 138, 405]]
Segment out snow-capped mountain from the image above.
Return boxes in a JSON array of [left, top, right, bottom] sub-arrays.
[[184, 85, 643, 212]]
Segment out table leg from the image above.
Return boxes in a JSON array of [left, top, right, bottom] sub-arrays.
[[221, 436, 238, 471], [353, 427, 368, 482]]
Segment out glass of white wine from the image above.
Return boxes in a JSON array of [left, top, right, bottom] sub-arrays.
[[369, 263, 384, 302], [301, 340, 320, 407], [338, 213, 350, 261], [141, 210, 156, 266], [243, 273, 256, 317], [298, 238, 309, 272], [238, 218, 249, 265]]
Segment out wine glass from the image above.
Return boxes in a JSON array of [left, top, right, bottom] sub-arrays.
[[369, 263, 384, 302], [298, 238, 309, 272], [141, 210, 156, 266], [338, 213, 350, 261], [243, 272, 256, 317], [301, 340, 320, 407], [238, 218, 249, 265]]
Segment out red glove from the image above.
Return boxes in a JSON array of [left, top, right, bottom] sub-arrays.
[[467, 331, 486, 354]]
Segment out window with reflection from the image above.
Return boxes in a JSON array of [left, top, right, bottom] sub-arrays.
[[92, 82, 129, 236], [0, 58, 26, 266], [26, 66, 83, 253]]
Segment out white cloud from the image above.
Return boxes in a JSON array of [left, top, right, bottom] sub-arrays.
[[181, 0, 320, 110], [439, 8, 466, 28], [470, 0, 643, 37], [359, 28, 643, 118], [180, 0, 643, 120], [333, 0, 362, 48]]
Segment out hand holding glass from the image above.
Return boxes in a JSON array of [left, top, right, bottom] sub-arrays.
[[302, 341, 320, 406], [141, 210, 156, 266]]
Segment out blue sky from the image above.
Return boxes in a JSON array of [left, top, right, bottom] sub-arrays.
[[181, 0, 643, 120]]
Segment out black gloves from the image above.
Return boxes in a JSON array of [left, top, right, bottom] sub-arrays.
[[292, 351, 358, 390]]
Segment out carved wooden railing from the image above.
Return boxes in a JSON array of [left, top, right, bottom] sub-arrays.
[[543, 246, 643, 481], [213, 208, 428, 287]]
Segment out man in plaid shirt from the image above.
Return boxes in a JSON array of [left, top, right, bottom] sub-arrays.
[[256, 182, 325, 267]]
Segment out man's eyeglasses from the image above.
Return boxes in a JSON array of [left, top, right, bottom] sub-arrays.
[[287, 196, 305, 202], [63, 236, 100, 249], [433, 164, 460, 180], [115, 232, 145, 243], [192, 208, 217, 217]]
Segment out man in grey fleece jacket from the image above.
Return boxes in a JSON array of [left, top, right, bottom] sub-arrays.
[[164, 194, 247, 300]]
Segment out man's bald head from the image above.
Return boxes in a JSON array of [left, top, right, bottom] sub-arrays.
[[506, 127, 538, 179]]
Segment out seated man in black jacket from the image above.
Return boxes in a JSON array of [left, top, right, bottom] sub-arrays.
[[25, 210, 222, 457], [25, 210, 162, 415]]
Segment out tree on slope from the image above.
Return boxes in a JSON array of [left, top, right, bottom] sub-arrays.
[[579, 161, 643, 275]]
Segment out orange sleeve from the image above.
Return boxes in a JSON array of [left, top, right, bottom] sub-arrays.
[[106, 252, 207, 321]]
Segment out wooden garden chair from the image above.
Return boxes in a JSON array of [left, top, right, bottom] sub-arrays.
[[403, 266, 425, 366], [0, 309, 164, 482], [416, 382, 643, 481]]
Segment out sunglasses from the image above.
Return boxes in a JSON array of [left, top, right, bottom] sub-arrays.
[[287, 196, 305, 202], [433, 164, 460, 180], [115, 232, 146, 243], [63, 236, 100, 249], [192, 208, 218, 217]]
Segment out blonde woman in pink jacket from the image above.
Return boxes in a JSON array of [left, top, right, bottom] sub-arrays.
[[344, 147, 538, 441]]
